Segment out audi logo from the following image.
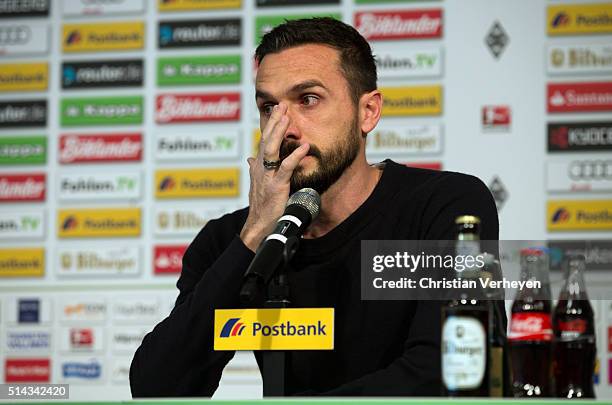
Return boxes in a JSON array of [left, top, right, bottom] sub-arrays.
[[568, 160, 612, 180], [0, 26, 31, 45]]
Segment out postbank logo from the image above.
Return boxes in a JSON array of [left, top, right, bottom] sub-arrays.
[[158, 0, 241, 11], [155, 168, 239, 198], [0, 63, 48, 92], [547, 200, 612, 231], [0, 248, 44, 277], [381, 85, 442, 116], [58, 208, 141, 238], [63, 21, 144, 52], [214, 308, 334, 350], [548, 3, 612, 35]]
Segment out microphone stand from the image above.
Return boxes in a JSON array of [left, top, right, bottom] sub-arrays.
[[261, 235, 299, 397]]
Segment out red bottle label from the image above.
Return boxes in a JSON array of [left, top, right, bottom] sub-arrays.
[[558, 319, 587, 334], [509, 312, 553, 341]]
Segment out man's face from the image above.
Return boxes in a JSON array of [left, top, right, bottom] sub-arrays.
[[255, 44, 361, 194]]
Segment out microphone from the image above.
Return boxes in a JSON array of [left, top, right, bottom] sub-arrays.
[[240, 188, 321, 305]]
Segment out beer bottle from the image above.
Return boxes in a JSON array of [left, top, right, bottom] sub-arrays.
[[441, 215, 489, 396], [553, 254, 596, 398]]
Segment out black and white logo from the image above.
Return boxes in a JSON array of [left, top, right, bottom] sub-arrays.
[[158, 19, 241, 48], [0, 100, 47, 128], [0, 0, 49, 18], [488, 176, 508, 211], [548, 240, 612, 271], [0, 25, 30, 45], [568, 160, 612, 180], [548, 122, 612, 153], [62, 60, 144, 89], [485, 21, 509, 59]]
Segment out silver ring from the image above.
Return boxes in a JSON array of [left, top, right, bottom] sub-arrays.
[[263, 159, 281, 170]]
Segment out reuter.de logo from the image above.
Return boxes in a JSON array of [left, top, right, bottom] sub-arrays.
[[548, 82, 612, 113], [59, 134, 142, 164], [220, 318, 246, 337], [156, 93, 240, 123], [355, 9, 443, 41], [0, 174, 45, 202]]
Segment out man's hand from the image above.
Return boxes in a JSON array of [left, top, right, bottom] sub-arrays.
[[240, 102, 310, 252]]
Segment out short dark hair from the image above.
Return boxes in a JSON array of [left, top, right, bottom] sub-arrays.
[[255, 17, 377, 105]]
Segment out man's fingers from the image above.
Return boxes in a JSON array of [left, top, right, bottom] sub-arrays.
[[262, 115, 289, 161], [276, 143, 310, 182]]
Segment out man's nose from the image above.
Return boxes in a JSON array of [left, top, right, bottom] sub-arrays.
[[283, 105, 301, 141]]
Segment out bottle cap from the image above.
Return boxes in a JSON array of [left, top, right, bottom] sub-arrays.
[[455, 215, 480, 225]]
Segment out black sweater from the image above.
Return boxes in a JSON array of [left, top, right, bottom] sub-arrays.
[[130, 160, 503, 397]]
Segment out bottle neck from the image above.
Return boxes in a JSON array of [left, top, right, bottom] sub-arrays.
[[560, 262, 589, 301]]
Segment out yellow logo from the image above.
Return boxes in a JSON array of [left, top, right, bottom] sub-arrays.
[[547, 200, 612, 231], [381, 85, 442, 116], [155, 168, 239, 199], [158, 0, 241, 11], [58, 208, 141, 238], [548, 3, 612, 35], [0, 248, 44, 277], [214, 308, 334, 351], [63, 21, 145, 53], [0, 63, 48, 92]]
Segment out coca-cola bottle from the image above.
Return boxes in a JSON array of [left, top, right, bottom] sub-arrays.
[[509, 247, 553, 397], [553, 254, 596, 399]]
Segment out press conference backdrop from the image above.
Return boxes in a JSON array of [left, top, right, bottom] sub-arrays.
[[0, 0, 611, 400]]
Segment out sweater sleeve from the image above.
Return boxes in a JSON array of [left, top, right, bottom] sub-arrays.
[[129, 216, 255, 397], [300, 171, 506, 396]]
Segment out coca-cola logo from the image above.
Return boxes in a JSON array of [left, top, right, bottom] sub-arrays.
[[355, 9, 443, 41], [155, 94, 240, 123], [509, 312, 553, 341], [59, 134, 142, 164]]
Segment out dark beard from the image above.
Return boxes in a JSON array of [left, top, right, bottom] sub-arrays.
[[279, 117, 360, 195]]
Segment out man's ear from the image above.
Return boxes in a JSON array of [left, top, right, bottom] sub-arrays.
[[359, 90, 382, 134]]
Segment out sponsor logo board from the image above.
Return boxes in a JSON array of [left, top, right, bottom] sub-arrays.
[[257, 0, 338, 5], [113, 297, 160, 324], [155, 168, 239, 198], [157, 55, 240, 86], [381, 86, 442, 116], [156, 93, 240, 123], [548, 200, 612, 231], [366, 123, 442, 156], [548, 240, 612, 271], [60, 358, 104, 383], [0, 23, 49, 56], [112, 328, 148, 354], [548, 81, 612, 113], [159, 0, 240, 11], [5, 329, 51, 352], [111, 358, 131, 384], [0, 0, 49, 17], [482, 105, 511, 129], [63, 21, 144, 53], [5, 359, 50, 382], [0, 173, 45, 202], [58, 172, 141, 201], [60, 297, 107, 323], [60, 327, 104, 353], [0, 211, 44, 240], [62, 0, 145, 16], [57, 246, 140, 277], [58, 208, 141, 238], [5, 297, 52, 324], [548, 3, 612, 36], [547, 160, 612, 192], [0, 63, 48, 92], [154, 205, 240, 236], [355, 9, 443, 41], [548, 44, 612, 75], [0, 136, 46, 165], [548, 122, 612, 153], [0, 100, 47, 128], [156, 131, 239, 161], [374, 47, 442, 79], [59, 133, 142, 164], [61, 96, 143, 126], [159, 18, 241, 48], [62, 59, 143, 89], [255, 14, 340, 45], [154, 245, 187, 274]]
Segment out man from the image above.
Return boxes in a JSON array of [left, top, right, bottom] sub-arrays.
[[130, 17, 501, 397]]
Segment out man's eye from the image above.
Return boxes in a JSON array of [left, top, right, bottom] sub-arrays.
[[262, 104, 275, 116], [302, 95, 319, 106]]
